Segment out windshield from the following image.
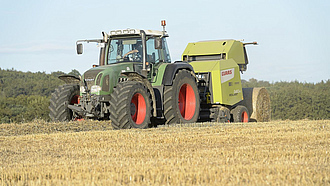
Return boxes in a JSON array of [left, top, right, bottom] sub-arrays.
[[108, 37, 142, 64], [107, 36, 171, 64]]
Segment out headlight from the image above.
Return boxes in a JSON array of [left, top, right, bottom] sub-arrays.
[[91, 85, 102, 94], [80, 86, 86, 93]]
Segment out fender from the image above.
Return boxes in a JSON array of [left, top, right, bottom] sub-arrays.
[[121, 72, 157, 117], [58, 74, 80, 84], [162, 62, 195, 86]]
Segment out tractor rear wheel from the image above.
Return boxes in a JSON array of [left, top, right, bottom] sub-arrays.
[[164, 69, 200, 124], [49, 84, 80, 122], [231, 105, 249, 123], [110, 81, 152, 129]]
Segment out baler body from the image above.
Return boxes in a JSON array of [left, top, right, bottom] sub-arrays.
[[182, 40, 248, 106]]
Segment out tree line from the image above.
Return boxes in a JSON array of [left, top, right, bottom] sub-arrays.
[[242, 78, 330, 120], [0, 68, 329, 123], [0, 68, 78, 123]]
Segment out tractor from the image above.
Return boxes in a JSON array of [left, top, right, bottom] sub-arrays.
[[49, 20, 270, 129]]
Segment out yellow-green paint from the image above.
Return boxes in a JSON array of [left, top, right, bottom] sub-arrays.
[[190, 59, 243, 105], [182, 39, 247, 106], [182, 40, 246, 65]]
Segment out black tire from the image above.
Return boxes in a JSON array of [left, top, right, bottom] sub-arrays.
[[231, 105, 249, 123], [163, 69, 200, 124], [211, 106, 231, 123], [49, 84, 80, 122], [109, 81, 152, 129]]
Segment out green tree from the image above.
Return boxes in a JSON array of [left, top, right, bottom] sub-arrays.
[[68, 69, 81, 77]]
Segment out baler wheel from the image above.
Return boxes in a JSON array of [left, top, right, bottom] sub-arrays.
[[49, 84, 80, 122], [110, 81, 152, 129], [231, 105, 250, 123], [164, 69, 200, 124]]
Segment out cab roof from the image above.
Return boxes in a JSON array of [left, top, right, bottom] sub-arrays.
[[109, 29, 168, 37]]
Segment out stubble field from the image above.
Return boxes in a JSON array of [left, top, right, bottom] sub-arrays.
[[0, 120, 329, 185]]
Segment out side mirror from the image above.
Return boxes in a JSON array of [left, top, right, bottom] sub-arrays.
[[77, 43, 83, 55], [154, 37, 162, 49]]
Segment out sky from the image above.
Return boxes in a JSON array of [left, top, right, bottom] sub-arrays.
[[0, 0, 329, 83]]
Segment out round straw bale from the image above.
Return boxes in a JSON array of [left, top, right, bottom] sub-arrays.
[[241, 87, 271, 122]]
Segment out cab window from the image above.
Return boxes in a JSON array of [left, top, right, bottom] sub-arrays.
[[146, 37, 171, 63], [146, 37, 160, 63], [108, 37, 142, 64]]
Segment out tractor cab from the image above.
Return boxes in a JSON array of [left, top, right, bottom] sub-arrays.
[[106, 29, 171, 76], [107, 29, 171, 64], [76, 21, 171, 77]]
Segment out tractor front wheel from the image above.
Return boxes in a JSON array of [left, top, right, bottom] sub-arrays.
[[110, 81, 152, 129], [49, 84, 80, 122], [164, 69, 200, 124]]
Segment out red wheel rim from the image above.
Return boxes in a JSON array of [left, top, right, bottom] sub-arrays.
[[178, 83, 196, 120], [241, 111, 249, 122], [71, 95, 80, 104], [71, 95, 84, 121], [131, 93, 146, 125]]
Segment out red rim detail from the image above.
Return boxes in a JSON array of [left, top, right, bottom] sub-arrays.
[[178, 83, 196, 120], [71, 95, 84, 121], [131, 93, 146, 125], [74, 118, 85, 121], [241, 111, 249, 122], [71, 95, 80, 104]]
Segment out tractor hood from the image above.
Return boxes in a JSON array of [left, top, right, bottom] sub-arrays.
[[81, 62, 142, 95]]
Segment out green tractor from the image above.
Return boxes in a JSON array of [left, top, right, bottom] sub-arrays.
[[49, 21, 270, 129]]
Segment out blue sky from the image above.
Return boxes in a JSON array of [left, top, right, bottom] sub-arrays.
[[0, 0, 329, 83]]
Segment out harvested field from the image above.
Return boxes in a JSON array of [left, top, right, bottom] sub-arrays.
[[0, 120, 329, 185]]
